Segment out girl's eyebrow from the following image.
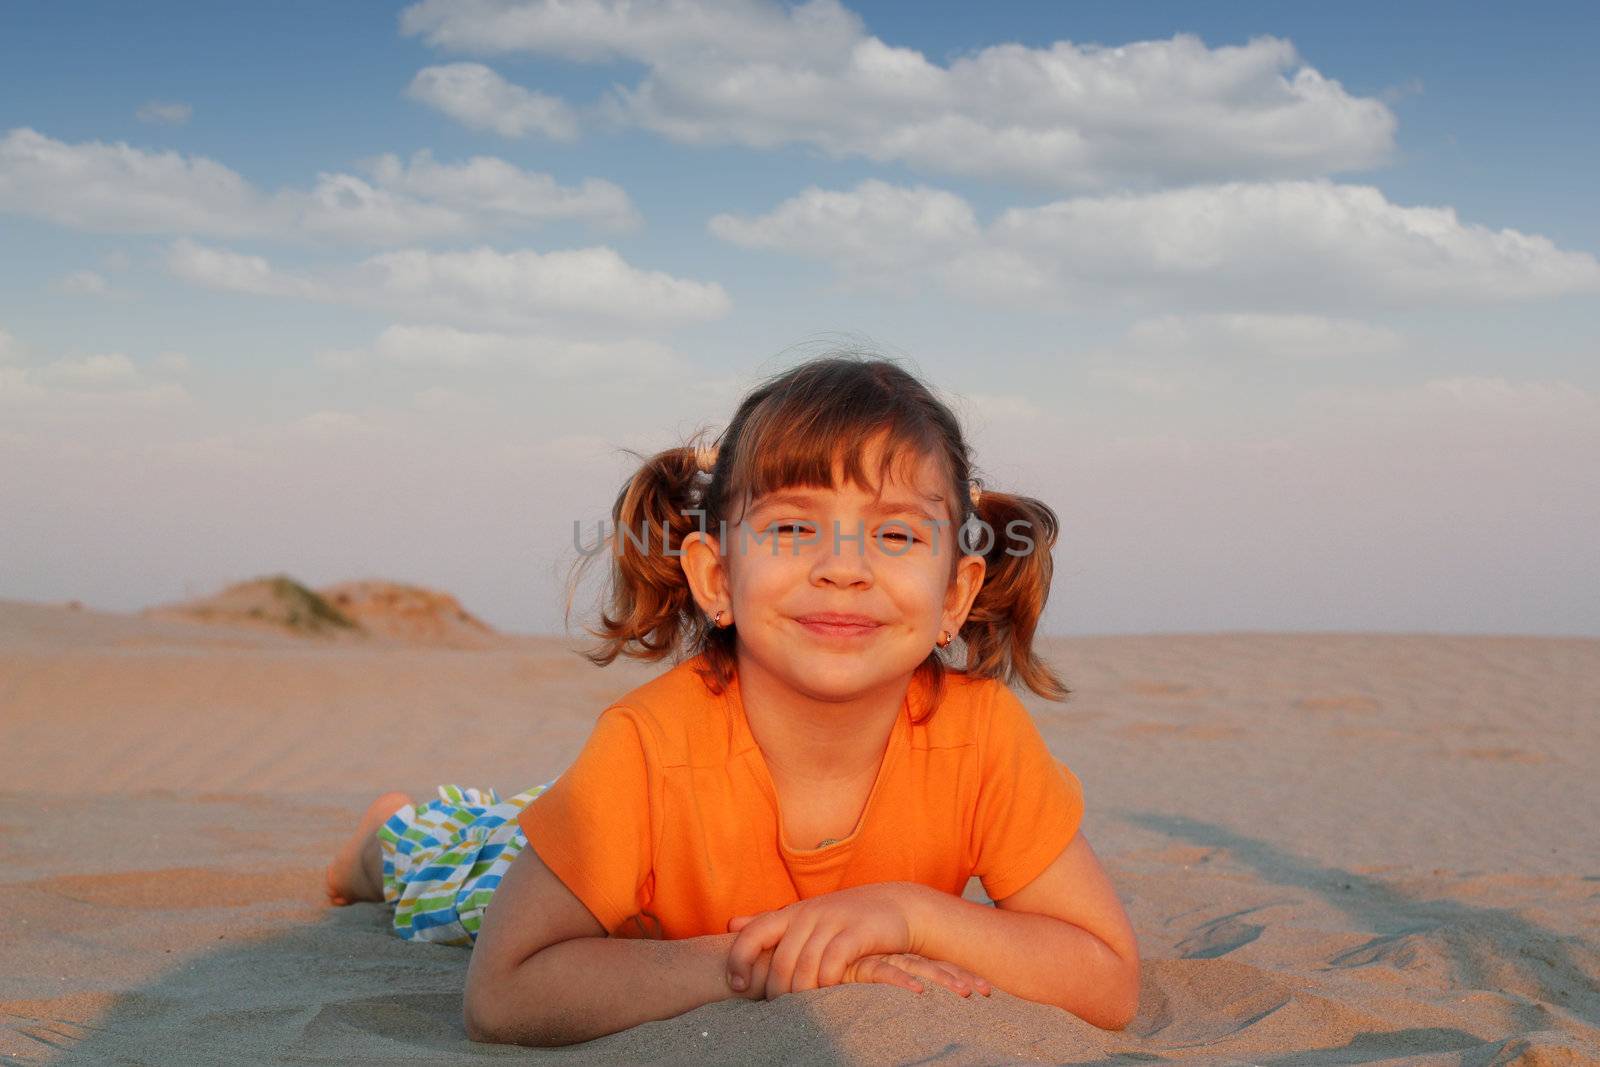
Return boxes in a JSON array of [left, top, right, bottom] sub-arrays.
[[751, 490, 943, 522]]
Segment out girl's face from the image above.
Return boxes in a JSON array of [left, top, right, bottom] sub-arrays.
[[697, 438, 986, 704]]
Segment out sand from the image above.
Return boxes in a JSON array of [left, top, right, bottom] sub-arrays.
[[1, 598, 1597, 1065]]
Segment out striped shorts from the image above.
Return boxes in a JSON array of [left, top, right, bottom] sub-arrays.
[[376, 782, 556, 946]]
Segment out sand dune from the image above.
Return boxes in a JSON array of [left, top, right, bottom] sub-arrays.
[[142, 575, 503, 649], [2, 598, 1597, 1064], [319, 580, 497, 647]]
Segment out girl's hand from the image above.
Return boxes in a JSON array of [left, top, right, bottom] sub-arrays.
[[731, 948, 993, 1000], [844, 952, 994, 999], [725, 883, 919, 1000], [731, 946, 776, 1001]]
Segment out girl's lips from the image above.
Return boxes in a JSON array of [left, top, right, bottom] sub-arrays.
[[795, 617, 883, 639]]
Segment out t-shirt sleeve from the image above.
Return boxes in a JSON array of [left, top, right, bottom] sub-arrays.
[[969, 682, 1086, 902], [517, 705, 653, 934]]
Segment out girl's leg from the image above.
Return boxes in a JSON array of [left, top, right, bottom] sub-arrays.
[[326, 792, 412, 905]]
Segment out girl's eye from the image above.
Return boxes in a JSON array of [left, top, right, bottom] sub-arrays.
[[878, 530, 918, 545], [774, 522, 814, 534]]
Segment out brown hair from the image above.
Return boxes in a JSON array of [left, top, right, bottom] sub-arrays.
[[563, 352, 1070, 716]]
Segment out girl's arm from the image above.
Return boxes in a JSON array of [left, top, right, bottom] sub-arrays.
[[907, 830, 1141, 1029], [474, 931, 751, 1046], [467, 844, 991, 1046], [464, 845, 751, 1046], [724, 829, 1141, 1030]]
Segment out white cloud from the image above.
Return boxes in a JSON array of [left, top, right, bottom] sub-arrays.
[[293, 151, 637, 240], [400, 0, 1395, 188], [0, 342, 190, 409], [0, 128, 635, 243], [319, 323, 686, 378], [410, 386, 489, 414], [348, 245, 732, 326], [290, 170, 469, 245], [57, 269, 115, 297], [403, 0, 837, 62], [0, 127, 262, 237], [166, 240, 321, 299], [407, 63, 579, 140], [1084, 313, 1407, 396], [368, 149, 637, 231], [711, 179, 1600, 311], [939, 389, 1043, 428], [1124, 313, 1405, 361], [709, 180, 977, 286], [38, 352, 141, 389], [167, 239, 731, 330], [290, 409, 378, 442], [1318, 375, 1599, 422], [135, 100, 193, 126]]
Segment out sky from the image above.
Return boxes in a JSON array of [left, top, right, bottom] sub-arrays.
[[1, 0, 1597, 637]]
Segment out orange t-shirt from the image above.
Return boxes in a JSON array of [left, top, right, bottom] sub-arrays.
[[517, 653, 1085, 940]]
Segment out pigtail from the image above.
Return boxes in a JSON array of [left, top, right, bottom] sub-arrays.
[[952, 488, 1071, 702], [563, 429, 721, 671]]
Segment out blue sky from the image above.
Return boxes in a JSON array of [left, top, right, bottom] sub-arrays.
[[2, 1, 1597, 636]]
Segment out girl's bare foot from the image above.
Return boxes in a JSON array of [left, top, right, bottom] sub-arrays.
[[326, 791, 411, 905]]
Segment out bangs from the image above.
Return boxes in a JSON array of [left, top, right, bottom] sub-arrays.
[[722, 399, 953, 526]]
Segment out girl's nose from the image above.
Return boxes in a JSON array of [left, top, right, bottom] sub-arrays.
[[809, 523, 874, 586]]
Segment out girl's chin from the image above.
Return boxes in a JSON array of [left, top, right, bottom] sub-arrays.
[[742, 634, 923, 685], [779, 652, 921, 692]]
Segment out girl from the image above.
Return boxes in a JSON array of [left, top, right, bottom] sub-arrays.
[[325, 355, 1141, 1045]]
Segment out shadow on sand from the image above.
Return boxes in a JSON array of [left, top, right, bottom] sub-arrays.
[[6, 811, 1596, 1065]]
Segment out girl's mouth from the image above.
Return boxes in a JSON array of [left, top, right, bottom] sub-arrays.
[[794, 616, 883, 639]]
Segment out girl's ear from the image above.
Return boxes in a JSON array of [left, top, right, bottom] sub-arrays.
[[943, 553, 986, 632], [680, 529, 731, 616]]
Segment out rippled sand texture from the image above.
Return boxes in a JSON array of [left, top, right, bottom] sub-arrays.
[[2, 600, 1597, 1065]]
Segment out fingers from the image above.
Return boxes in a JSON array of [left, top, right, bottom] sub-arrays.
[[726, 913, 787, 994], [857, 953, 992, 999], [817, 931, 857, 989], [726, 910, 993, 1003], [727, 910, 846, 1000], [764, 913, 818, 1000], [874, 953, 950, 995], [742, 939, 993, 1002], [934, 960, 992, 997], [744, 948, 773, 1001], [902, 955, 992, 998], [922, 958, 973, 997], [790, 928, 842, 993], [858, 955, 924, 994]]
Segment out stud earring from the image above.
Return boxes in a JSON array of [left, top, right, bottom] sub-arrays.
[[937, 629, 953, 648], [711, 609, 728, 627]]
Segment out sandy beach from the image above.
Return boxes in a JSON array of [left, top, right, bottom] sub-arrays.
[[1, 597, 1597, 1065]]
